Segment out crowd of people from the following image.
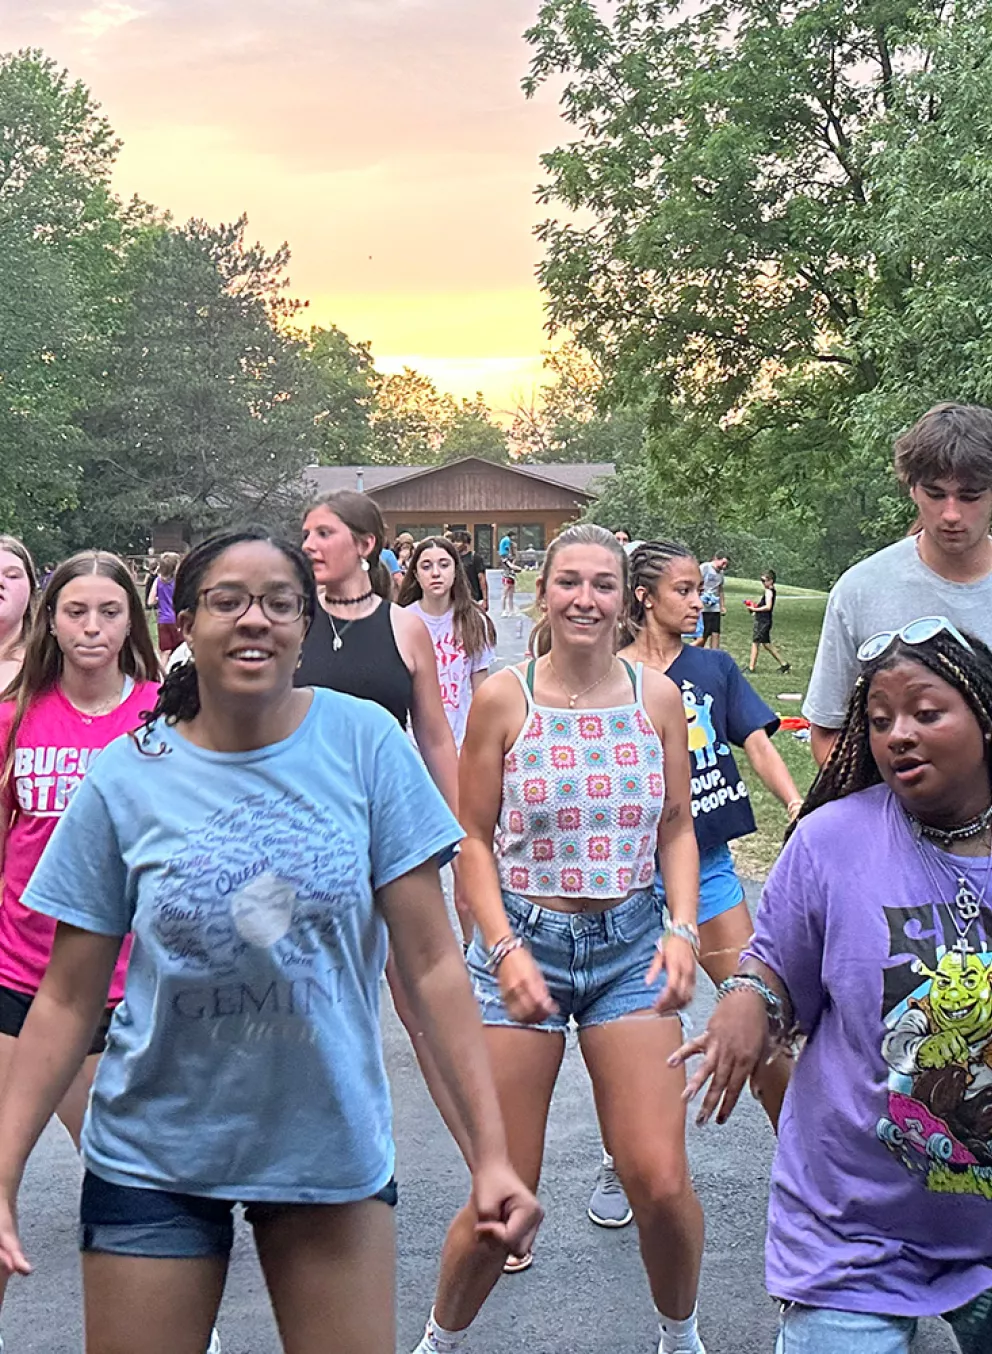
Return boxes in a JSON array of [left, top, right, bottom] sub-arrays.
[[0, 400, 987, 1354]]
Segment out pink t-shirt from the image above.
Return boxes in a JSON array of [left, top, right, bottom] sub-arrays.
[[0, 680, 159, 999]]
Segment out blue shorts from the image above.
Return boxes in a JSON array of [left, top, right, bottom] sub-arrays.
[[468, 887, 668, 1033], [654, 842, 744, 927], [776, 1294, 992, 1354], [78, 1170, 398, 1259]]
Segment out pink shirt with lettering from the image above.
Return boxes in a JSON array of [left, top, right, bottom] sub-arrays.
[[0, 681, 159, 999]]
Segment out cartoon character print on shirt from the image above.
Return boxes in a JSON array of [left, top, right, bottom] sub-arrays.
[[680, 681, 743, 819], [150, 789, 365, 1046], [879, 879, 992, 1200]]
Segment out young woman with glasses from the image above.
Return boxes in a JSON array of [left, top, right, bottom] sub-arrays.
[[0, 528, 540, 1354], [673, 617, 992, 1354]]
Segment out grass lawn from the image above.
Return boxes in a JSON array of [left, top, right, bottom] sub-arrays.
[[717, 577, 827, 880]]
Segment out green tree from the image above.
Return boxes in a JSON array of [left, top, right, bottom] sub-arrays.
[[0, 49, 127, 553], [439, 393, 509, 463], [304, 325, 378, 464], [513, 341, 646, 464], [370, 367, 457, 464], [524, 0, 992, 576], [68, 215, 320, 551]]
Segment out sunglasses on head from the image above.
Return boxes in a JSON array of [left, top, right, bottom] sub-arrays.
[[857, 616, 974, 664]]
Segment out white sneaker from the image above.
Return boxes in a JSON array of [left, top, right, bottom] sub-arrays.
[[657, 1331, 706, 1354], [206, 1330, 221, 1354]]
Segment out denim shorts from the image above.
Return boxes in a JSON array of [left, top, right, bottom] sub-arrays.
[[79, 1170, 398, 1259], [776, 1293, 992, 1354], [468, 887, 668, 1033], [654, 843, 744, 927]]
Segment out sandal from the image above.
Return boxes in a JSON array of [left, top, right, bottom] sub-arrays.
[[503, 1251, 534, 1274]]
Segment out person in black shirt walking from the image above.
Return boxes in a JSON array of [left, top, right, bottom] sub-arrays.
[[747, 570, 790, 673], [452, 531, 489, 611]]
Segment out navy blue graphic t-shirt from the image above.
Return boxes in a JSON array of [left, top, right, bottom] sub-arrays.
[[666, 647, 779, 854]]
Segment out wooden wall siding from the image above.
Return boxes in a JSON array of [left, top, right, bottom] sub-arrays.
[[372, 463, 588, 513]]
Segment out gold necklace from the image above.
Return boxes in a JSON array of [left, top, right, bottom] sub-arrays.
[[546, 656, 615, 709]]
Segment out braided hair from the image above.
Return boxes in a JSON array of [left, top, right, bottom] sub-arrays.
[[623, 539, 696, 645], [134, 528, 316, 753], [789, 629, 992, 837]]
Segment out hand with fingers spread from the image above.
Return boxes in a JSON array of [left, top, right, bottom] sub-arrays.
[[0, 1190, 31, 1280], [668, 987, 770, 1125], [472, 1159, 544, 1258], [497, 946, 559, 1025], [647, 932, 697, 1013]]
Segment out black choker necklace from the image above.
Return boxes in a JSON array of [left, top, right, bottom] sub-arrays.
[[908, 802, 992, 848], [323, 588, 373, 606]]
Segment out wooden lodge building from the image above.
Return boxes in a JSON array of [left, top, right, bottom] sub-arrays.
[[305, 456, 615, 565]]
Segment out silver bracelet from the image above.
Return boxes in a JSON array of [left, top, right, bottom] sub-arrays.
[[656, 922, 700, 958]]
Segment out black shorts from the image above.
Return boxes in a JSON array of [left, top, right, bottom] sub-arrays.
[[0, 982, 115, 1056], [752, 613, 773, 644], [701, 612, 722, 637]]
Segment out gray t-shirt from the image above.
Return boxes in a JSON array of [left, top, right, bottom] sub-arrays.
[[700, 561, 725, 613], [803, 534, 992, 728]]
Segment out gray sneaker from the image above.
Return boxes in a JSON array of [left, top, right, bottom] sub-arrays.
[[587, 1157, 633, 1228]]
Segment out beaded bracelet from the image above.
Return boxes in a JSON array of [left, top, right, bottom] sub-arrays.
[[656, 921, 700, 958], [485, 934, 525, 973], [717, 974, 794, 1046]]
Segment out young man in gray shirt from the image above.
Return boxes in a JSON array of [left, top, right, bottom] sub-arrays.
[[805, 402, 992, 764], [698, 553, 729, 648]]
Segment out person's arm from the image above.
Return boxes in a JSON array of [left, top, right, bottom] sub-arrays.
[[670, 828, 826, 1125], [393, 608, 459, 814], [147, 576, 159, 609], [378, 860, 542, 1254], [470, 668, 490, 695], [809, 724, 838, 766], [0, 924, 121, 1273], [751, 589, 773, 613], [803, 583, 858, 763], [477, 561, 489, 610], [718, 577, 726, 614], [742, 729, 803, 818], [458, 673, 557, 1024], [642, 669, 699, 1013]]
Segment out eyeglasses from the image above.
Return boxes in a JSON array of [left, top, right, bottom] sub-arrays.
[[198, 587, 306, 624], [857, 616, 974, 664]]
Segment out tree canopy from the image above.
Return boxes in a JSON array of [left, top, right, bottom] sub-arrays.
[[523, 0, 992, 582]]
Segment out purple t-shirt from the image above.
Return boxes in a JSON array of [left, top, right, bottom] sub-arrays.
[[156, 578, 176, 626], [746, 782, 992, 1317]]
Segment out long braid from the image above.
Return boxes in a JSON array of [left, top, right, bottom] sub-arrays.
[[788, 630, 992, 838]]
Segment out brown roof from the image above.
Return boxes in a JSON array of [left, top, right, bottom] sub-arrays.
[[303, 458, 614, 500]]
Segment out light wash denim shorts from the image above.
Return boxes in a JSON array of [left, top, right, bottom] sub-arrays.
[[467, 887, 668, 1033], [775, 1294, 991, 1354]]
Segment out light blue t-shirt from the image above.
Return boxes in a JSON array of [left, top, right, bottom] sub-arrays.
[[498, 535, 512, 559], [23, 688, 462, 1203], [380, 547, 400, 574]]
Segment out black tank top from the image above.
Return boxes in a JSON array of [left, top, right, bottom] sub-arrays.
[[294, 600, 413, 726]]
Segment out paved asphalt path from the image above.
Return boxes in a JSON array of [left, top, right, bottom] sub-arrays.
[[2, 590, 957, 1352]]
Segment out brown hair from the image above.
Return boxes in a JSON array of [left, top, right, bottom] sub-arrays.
[[625, 540, 697, 644], [0, 536, 38, 649], [396, 537, 496, 658], [305, 491, 392, 599], [1, 551, 161, 804], [529, 523, 629, 657], [894, 402, 992, 489]]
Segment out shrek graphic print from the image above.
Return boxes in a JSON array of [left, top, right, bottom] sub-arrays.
[[880, 873, 992, 1199]]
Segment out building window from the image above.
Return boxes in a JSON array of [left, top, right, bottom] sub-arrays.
[[519, 524, 546, 552], [395, 524, 444, 541]]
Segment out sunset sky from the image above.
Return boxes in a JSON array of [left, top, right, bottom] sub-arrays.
[[5, 0, 568, 414]]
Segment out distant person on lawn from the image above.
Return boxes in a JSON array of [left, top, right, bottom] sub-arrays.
[[805, 402, 992, 766], [698, 553, 729, 649], [747, 570, 790, 674]]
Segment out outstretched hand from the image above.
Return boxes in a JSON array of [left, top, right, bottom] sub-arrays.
[[668, 988, 769, 1125]]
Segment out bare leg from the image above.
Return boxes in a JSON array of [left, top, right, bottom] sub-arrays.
[[748, 642, 759, 672], [82, 1253, 227, 1354], [432, 1027, 564, 1331], [762, 642, 787, 667], [386, 955, 473, 1165], [698, 901, 792, 1131], [580, 1016, 703, 1321], [255, 1200, 395, 1354]]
